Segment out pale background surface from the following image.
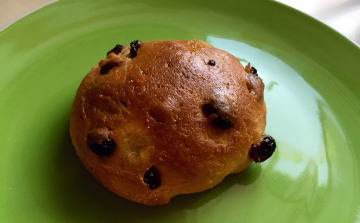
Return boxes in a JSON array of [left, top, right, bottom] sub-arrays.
[[0, 0, 360, 45]]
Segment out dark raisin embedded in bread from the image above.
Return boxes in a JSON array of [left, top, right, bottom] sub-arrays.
[[249, 135, 276, 163], [100, 60, 122, 75], [107, 44, 123, 55], [207, 60, 216, 66], [130, 40, 141, 59], [86, 128, 116, 156], [143, 166, 161, 189]]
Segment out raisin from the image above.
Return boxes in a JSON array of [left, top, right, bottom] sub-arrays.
[[250, 135, 276, 163], [100, 61, 122, 75], [207, 60, 216, 66], [130, 40, 141, 59], [107, 44, 123, 55], [250, 66, 258, 76], [245, 63, 258, 76], [202, 101, 233, 130], [212, 115, 232, 130], [143, 166, 161, 189], [246, 73, 264, 101], [87, 137, 116, 156], [202, 103, 217, 117]]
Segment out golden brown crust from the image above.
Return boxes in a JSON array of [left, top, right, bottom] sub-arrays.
[[70, 40, 266, 205]]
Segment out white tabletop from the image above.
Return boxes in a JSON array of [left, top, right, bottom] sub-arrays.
[[1, 0, 359, 45]]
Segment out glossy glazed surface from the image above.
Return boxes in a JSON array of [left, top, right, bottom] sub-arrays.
[[0, 0, 359, 222]]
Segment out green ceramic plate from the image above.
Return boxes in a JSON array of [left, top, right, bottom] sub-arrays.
[[1, 0, 360, 222]]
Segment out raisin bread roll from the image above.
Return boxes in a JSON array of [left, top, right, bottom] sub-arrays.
[[69, 40, 276, 205]]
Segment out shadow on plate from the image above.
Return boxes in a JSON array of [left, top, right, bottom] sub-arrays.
[[50, 107, 262, 221]]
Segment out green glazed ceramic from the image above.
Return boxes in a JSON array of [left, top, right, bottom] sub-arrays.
[[1, 0, 360, 222]]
